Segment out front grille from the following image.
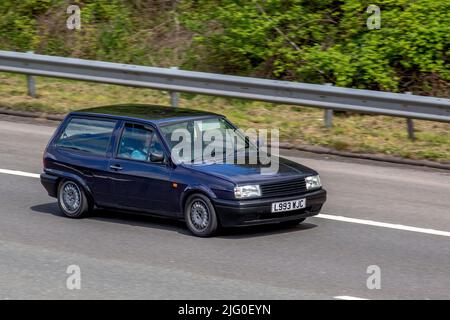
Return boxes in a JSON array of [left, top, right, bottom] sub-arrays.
[[260, 178, 307, 198]]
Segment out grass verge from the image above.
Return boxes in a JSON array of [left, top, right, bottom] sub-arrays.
[[1, 73, 449, 163]]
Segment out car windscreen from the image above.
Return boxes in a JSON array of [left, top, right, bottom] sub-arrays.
[[159, 117, 255, 163]]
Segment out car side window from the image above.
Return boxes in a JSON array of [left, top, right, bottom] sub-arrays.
[[118, 123, 153, 161], [55, 117, 116, 155]]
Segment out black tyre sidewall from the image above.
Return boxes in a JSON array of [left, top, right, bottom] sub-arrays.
[[185, 194, 218, 237], [58, 180, 89, 218]]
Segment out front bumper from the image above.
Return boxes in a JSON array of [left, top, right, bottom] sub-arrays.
[[213, 189, 326, 227]]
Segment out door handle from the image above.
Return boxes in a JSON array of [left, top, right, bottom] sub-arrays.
[[110, 164, 123, 171]]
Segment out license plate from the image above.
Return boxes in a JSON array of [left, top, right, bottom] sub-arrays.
[[271, 199, 306, 213]]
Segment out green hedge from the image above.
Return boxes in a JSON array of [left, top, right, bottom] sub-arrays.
[[182, 0, 450, 94], [0, 0, 449, 96]]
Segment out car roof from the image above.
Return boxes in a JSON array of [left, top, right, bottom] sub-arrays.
[[70, 104, 222, 125]]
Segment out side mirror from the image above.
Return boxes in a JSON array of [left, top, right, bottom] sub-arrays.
[[150, 152, 165, 163]]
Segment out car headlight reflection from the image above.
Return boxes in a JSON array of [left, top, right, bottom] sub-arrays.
[[234, 185, 261, 199], [305, 175, 322, 190]]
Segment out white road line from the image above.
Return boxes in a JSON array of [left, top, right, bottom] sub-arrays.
[[0, 169, 40, 179], [334, 295, 369, 300], [317, 214, 450, 238], [1, 167, 450, 238]]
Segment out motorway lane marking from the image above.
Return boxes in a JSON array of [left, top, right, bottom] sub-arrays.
[[0, 169, 40, 179], [334, 295, 369, 300], [317, 214, 450, 238], [1, 167, 450, 238]]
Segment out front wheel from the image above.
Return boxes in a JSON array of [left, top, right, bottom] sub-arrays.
[[57, 180, 90, 218], [185, 194, 219, 237]]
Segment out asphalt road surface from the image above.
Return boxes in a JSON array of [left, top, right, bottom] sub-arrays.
[[0, 115, 449, 300]]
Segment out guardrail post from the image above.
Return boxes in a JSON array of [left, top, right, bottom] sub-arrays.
[[324, 83, 333, 128], [169, 66, 179, 107], [26, 51, 36, 98], [405, 92, 415, 141]]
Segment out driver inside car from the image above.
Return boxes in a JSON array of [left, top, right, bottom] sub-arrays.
[[130, 132, 152, 161]]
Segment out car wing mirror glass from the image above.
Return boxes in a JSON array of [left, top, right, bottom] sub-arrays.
[[150, 152, 165, 163]]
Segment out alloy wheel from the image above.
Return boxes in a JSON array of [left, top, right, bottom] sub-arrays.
[[60, 181, 82, 214], [190, 200, 210, 232]]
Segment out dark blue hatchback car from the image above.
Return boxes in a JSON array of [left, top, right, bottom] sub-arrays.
[[41, 104, 326, 236]]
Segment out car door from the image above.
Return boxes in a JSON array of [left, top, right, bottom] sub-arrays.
[[108, 121, 174, 215]]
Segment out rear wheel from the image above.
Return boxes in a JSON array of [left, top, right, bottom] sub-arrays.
[[185, 194, 218, 237], [57, 180, 90, 218]]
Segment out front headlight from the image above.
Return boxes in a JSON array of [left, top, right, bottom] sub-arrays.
[[234, 185, 261, 199], [305, 175, 322, 190]]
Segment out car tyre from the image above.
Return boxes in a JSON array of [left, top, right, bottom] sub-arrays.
[[185, 194, 218, 237], [57, 180, 91, 218]]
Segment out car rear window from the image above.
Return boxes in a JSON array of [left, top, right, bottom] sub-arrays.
[[55, 117, 117, 155]]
